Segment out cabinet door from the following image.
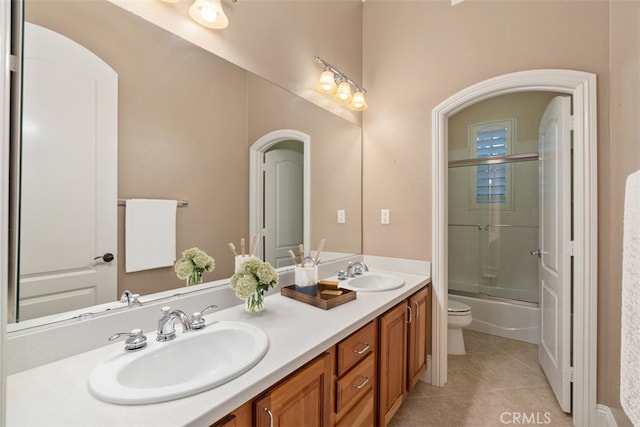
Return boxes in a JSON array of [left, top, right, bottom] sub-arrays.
[[335, 389, 374, 427], [255, 353, 331, 427], [378, 301, 407, 426], [407, 285, 429, 391]]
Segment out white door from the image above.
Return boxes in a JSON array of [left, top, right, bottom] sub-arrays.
[[19, 23, 118, 321], [538, 95, 572, 412], [263, 145, 303, 268]]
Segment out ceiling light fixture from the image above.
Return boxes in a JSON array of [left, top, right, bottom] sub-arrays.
[[158, 0, 236, 29], [315, 56, 368, 111], [189, 0, 229, 29]]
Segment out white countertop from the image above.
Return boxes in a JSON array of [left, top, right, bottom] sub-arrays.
[[7, 268, 430, 427]]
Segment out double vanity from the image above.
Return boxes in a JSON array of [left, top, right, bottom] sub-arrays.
[[6, 257, 431, 426]]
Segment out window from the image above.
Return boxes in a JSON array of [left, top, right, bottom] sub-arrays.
[[468, 119, 514, 210]]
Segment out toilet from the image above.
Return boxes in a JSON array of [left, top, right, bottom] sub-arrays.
[[448, 299, 472, 355]]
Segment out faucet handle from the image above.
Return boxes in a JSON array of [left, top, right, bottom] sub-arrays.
[[109, 328, 147, 352], [120, 290, 143, 307], [190, 304, 218, 330], [336, 269, 348, 280], [191, 312, 205, 330]]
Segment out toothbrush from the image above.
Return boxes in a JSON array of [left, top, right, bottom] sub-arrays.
[[228, 242, 238, 256], [288, 250, 299, 267], [241, 238, 245, 256], [298, 244, 305, 267], [249, 234, 259, 257], [313, 238, 326, 267]]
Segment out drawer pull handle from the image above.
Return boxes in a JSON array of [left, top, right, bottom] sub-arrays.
[[414, 301, 420, 317], [352, 375, 370, 390], [353, 343, 371, 355], [263, 407, 274, 427], [407, 305, 413, 323]]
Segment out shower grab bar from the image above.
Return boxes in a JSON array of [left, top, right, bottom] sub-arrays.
[[448, 152, 539, 168]]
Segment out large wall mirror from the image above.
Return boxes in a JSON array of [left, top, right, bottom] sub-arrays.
[[10, 0, 362, 328]]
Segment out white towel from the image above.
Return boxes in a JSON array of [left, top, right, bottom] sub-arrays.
[[125, 199, 177, 273], [621, 170, 640, 426]]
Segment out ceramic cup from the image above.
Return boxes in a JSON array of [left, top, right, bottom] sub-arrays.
[[235, 255, 259, 273], [294, 265, 318, 295]]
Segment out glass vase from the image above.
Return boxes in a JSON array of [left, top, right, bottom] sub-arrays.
[[245, 290, 265, 313], [186, 270, 203, 286]]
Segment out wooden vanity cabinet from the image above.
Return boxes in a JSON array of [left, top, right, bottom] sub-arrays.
[[213, 283, 431, 427], [407, 285, 430, 391], [378, 302, 408, 426], [378, 284, 432, 426], [254, 352, 332, 427], [333, 320, 377, 427]]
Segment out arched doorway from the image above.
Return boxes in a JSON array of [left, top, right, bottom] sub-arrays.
[[431, 70, 598, 425], [249, 129, 310, 266]]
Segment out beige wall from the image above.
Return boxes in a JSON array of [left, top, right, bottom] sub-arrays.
[[362, 0, 638, 413], [109, 0, 364, 126], [602, 0, 640, 415]]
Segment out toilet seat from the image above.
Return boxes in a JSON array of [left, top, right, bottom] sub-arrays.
[[448, 300, 471, 316]]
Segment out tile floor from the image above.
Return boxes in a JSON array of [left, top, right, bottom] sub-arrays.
[[389, 330, 573, 427]]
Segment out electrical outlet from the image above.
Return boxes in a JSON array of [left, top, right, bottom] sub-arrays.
[[337, 209, 346, 224], [381, 209, 390, 225]]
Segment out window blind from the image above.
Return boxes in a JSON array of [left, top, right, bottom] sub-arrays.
[[476, 127, 507, 204]]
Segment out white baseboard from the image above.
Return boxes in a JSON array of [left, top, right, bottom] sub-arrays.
[[597, 404, 618, 427]]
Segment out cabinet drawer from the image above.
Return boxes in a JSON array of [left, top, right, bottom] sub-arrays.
[[336, 353, 375, 414], [337, 320, 377, 376], [335, 389, 374, 427]]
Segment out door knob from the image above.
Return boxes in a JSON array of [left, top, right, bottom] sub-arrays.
[[530, 249, 548, 258], [94, 253, 114, 263]]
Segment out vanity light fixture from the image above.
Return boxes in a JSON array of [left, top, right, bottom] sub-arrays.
[[315, 56, 368, 111], [334, 78, 352, 103], [316, 67, 337, 94]]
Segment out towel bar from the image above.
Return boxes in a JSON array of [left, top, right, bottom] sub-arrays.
[[118, 199, 189, 207]]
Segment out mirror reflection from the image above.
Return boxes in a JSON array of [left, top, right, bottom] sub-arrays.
[[14, 0, 362, 326]]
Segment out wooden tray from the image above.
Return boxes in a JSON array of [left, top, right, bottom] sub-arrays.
[[280, 283, 356, 310]]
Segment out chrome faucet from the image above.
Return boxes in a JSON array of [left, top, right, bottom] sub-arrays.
[[120, 290, 142, 307], [156, 304, 219, 341], [156, 306, 191, 342], [346, 261, 369, 278]]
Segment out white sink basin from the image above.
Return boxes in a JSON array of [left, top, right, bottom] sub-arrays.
[[89, 321, 269, 405], [343, 272, 405, 292]]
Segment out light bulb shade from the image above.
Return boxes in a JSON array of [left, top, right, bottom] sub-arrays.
[[189, 0, 229, 29], [349, 91, 368, 111], [334, 81, 352, 103], [316, 70, 337, 94]]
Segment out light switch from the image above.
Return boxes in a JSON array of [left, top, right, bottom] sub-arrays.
[[381, 209, 390, 225], [337, 210, 346, 224]]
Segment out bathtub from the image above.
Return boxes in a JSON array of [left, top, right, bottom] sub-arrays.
[[448, 291, 539, 345]]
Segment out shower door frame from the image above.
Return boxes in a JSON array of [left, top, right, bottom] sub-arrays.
[[432, 70, 598, 426]]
